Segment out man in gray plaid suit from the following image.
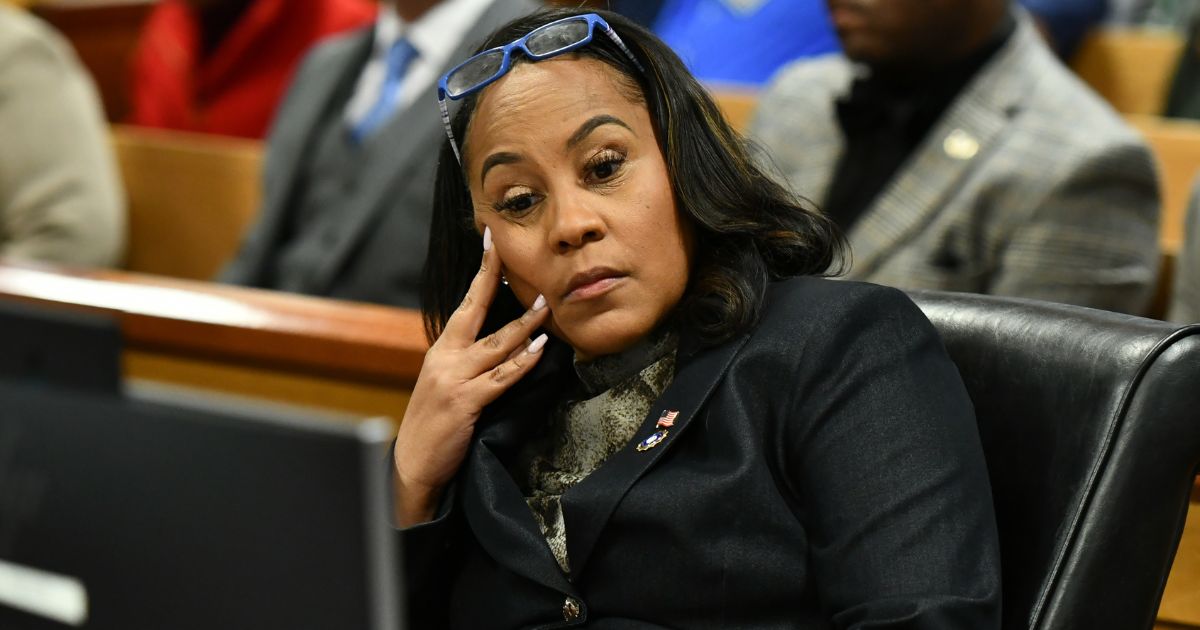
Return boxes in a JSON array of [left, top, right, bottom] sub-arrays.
[[749, 0, 1160, 314]]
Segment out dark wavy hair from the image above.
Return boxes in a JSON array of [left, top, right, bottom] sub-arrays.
[[421, 8, 844, 346]]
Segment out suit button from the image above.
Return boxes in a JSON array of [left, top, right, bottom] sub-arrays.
[[562, 596, 582, 621]]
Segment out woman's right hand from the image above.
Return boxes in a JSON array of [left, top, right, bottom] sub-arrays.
[[393, 227, 551, 526]]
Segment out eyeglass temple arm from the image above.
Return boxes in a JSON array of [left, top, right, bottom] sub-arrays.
[[439, 97, 464, 164], [601, 23, 645, 73]]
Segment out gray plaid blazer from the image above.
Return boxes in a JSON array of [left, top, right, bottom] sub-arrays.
[[749, 17, 1161, 314]]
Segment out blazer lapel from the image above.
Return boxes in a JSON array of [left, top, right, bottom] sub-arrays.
[[462, 440, 578, 594], [305, 94, 443, 293], [460, 341, 579, 594], [560, 333, 751, 578], [249, 30, 372, 265], [846, 18, 1035, 278]]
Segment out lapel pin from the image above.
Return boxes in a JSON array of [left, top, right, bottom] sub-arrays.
[[636, 429, 670, 452], [656, 409, 679, 429], [943, 128, 980, 161]]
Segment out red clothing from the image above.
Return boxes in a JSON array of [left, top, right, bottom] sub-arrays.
[[129, 0, 376, 139]]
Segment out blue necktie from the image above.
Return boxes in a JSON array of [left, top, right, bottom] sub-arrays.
[[351, 38, 419, 143]]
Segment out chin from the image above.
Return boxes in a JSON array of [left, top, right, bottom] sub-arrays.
[[557, 311, 657, 362], [839, 36, 888, 65]]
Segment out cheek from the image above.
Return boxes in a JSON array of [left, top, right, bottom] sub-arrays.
[[492, 229, 548, 294]]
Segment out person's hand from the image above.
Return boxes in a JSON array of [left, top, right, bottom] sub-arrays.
[[393, 227, 550, 526]]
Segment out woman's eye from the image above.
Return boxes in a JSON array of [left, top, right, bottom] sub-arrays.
[[496, 192, 538, 215], [586, 152, 626, 183], [593, 159, 619, 179]]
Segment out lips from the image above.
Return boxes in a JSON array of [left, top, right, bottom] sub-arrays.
[[563, 267, 626, 301]]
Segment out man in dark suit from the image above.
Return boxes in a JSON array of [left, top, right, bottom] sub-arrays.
[[221, 0, 539, 307]]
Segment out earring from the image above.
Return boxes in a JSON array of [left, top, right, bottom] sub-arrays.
[[501, 274, 510, 286]]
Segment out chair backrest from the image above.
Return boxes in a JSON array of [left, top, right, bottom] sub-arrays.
[[1125, 115, 1200, 317], [1128, 115, 1200, 258], [1071, 28, 1183, 116], [709, 84, 759, 134], [111, 124, 263, 280], [908, 290, 1200, 630]]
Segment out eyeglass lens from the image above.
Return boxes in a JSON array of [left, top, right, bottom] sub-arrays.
[[447, 18, 595, 98], [525, 19, 590, 56], [447, 49, 506, 97]]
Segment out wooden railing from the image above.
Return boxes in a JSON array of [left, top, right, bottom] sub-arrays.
[[0, 261, 427, 417]]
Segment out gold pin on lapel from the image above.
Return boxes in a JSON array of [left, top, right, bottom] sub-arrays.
[[636, 429, 669, 452], [943, 128, 980, 160], [637, 409, 680, 451]]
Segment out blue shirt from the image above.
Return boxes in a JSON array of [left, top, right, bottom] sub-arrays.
[[651, 0, 840, 86]]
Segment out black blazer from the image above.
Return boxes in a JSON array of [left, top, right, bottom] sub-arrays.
[[402, 277, 1002, 629]]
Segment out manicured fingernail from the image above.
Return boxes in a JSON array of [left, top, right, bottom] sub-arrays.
[[527, 333, 548, 354], [532, 294, 546, 311], [482, 226, 493, 252]]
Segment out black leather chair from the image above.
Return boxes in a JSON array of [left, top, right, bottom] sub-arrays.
[[909, 290, 1200, 630]]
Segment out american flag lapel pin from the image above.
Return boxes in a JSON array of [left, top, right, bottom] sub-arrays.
[[637, 410, 679, 452]]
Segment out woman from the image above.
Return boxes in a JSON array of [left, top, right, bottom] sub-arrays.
[[394, 9, 1001, 628]]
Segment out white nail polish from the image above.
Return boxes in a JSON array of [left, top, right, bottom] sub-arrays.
[[482, 226, 493, 252], [532, 294, 546, 311], [527, 333, 548, 354]]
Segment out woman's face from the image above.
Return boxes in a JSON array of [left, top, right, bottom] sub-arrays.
[[464, 56, 692, 361]]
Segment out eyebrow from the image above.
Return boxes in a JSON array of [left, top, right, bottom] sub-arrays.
[[566, 114, 633, 150], [480, 152, 522, 186], [478, 115, 634, 186]]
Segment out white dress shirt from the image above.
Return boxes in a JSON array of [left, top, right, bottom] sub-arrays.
[[344, 0, 496, 128]]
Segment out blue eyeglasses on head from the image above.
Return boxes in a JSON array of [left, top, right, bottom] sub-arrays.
[[437, 13, 645, 164]]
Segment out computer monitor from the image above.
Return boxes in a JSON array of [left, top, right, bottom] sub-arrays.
[[0, 379, 404, 630], [0, 298, 120, 393]]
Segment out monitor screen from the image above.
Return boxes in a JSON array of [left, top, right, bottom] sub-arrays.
[[0, 299, 120, 393], [0, 380, 403, 630]]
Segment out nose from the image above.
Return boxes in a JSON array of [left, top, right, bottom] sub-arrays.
[[547, 190, 606, 254]]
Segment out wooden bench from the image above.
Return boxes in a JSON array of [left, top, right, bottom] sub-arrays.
[[0, 261, 426, 418], [111, 124, 263, 280], [1071, 28, 1185, 117]]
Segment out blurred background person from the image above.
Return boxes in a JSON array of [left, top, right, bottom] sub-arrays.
[[1023, 0, 1108, 57], [1111, 0, 1200, 28], [609, 0, 1110, 87], [644, 0, 840, 86], [128, 0, 376, 139], [220, 0, 540, 307], [1162, 7, 1200, 120], [0, 3, 125, 266], [749, 0, 1160, 314]]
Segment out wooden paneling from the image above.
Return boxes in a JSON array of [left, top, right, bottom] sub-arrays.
[[709, 83, 758, 134], [1129, 115, 1200, 256], [30, 1, 154, 122], [110, 124, 264, 280], [0, 262, 428, 418], [1072, 28, 1185, 117], [1159, 497, 1200, 627]]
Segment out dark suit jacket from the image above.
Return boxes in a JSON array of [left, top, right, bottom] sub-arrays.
[[402, 278, 1002, 629], [220, 0, 539, 306]]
